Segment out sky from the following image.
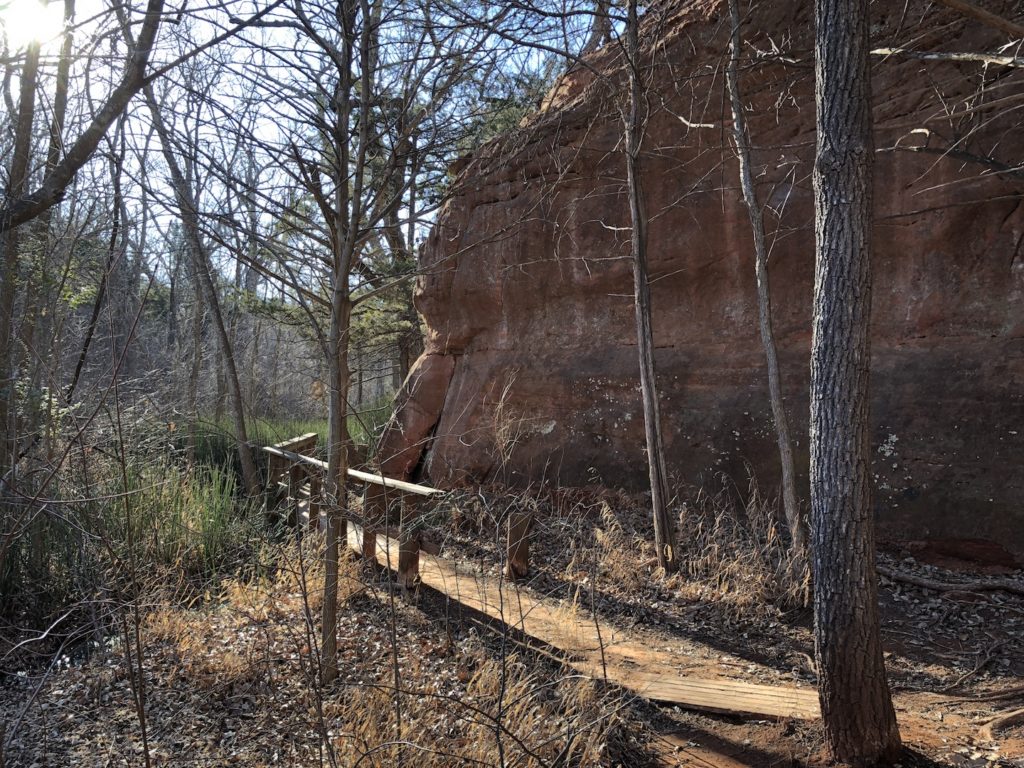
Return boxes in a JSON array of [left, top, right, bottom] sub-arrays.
[[1, 0, 71, 51]]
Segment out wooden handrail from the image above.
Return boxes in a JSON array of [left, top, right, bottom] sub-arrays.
[[260, 444, 442, 497], [269, 433, 318, 451]]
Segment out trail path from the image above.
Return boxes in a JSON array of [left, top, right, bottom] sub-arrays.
[[345, 523, 821, 720]]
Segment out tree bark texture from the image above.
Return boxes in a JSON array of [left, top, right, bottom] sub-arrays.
[[624, 0, 677, 574], [321, 285, 352, 685], [321, 0, 362, 683], [810, 0, 902, 763], [725, 0, 807, 573], [0, 41, 41, 472]]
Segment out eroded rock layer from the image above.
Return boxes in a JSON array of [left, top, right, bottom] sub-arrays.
[[381, 0, 1024, 554]]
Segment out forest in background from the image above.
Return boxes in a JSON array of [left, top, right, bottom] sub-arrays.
[[0, 0, 560, 622]]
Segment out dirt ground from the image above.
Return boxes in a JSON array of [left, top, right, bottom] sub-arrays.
[[2, 485, 1022, 767]]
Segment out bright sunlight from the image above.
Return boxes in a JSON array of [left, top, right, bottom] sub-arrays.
[[0, 0, 65, 50]]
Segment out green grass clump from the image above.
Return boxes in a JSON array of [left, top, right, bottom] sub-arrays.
[[0, 455, 266, 630], [123, 461, 260, 575]]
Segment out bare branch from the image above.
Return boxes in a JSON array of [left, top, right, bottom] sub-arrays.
[[872, 47, 1024, 68]]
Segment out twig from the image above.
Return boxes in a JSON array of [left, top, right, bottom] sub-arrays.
[[937, 640, 1007, 693], [590, 550, 607, 683]]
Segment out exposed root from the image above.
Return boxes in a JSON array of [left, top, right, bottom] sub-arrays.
[[979, 706, 1024, 742]]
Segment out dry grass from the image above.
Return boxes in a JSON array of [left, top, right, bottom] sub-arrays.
[[672, 479, 808, 612], [511, 479, 808, 617], [324, 654, 630, 767], [2, 534, 646, 767]]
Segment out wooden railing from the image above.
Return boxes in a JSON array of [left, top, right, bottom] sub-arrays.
[[262, 433, 535, 587], [261, 433, 447, 587], [264, 433, 321, 528]]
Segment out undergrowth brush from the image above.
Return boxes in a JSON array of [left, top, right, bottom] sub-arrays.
[[0, 439, 270, 658], [5, 535, 647, 766], [434, 477, 807, 618], [672, 479, 808, 611]]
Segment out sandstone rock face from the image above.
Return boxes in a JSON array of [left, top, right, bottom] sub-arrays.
[[379, 0, 1024, 554]]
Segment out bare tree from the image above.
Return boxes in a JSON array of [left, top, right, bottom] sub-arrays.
[[143, 81, 262, 495], [623, 0, 677, 574], [810, 0, 902, 762], [725, 0, 806, 579], [196, 0, 500, 681], [0, 38, 42, 471], [0, 0, 286, 233], [0, 0, 290, 486]]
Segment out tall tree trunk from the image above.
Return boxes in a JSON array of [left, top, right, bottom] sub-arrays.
[[322, 0, 367, 685], [810, 0, 902, 763], [725, 0, 807, 576], [241, 164, 261, 403], [143, 87, 260, 495], [186, 277, 204, 465], [0, 40, 41, 472], [44, 0, 76, 188], [25, 0, 77, 422], [624, 0, 677, 574], [321, 285, 352, 685]]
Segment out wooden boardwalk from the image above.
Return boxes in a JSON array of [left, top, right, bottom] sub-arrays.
[[262, 436, 820, 721], [346, 524, 821, 721]]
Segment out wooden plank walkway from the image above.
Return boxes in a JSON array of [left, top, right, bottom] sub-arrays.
[[345, 523, 821, 721]]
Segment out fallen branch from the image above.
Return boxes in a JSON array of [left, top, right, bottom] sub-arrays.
[[980, 707, 1024, 742], [933, 0, 1024, 39], [877, 565, 1024, 598], [945, 684, 1024, 703], [872, 47, 1024, 68]]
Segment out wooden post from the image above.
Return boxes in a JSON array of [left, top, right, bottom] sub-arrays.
[[309, 471, 322, 531], [362, 485, 383, 561], [398, 535, 420, 588], [398, 495, 420, 588], [264, 453, 279, 527], [506, 509, 533, 580], [265, 454, 277, 502], [288, 463, 304, 527], [361, 527, 377, 560]]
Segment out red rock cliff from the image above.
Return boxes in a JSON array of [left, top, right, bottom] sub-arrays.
[[379, 0, 1024, 554]]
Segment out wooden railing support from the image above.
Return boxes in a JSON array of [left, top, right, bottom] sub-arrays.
[[260, 436, 442, 581], [398, 532, 420, 588], [308, 471, 323, 531], [396, 495, 423, 588], [506, 509, 533, 580]]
